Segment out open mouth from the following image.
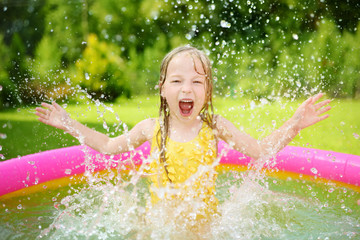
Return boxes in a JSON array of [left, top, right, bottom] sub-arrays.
[[179, 99, 194, 117]]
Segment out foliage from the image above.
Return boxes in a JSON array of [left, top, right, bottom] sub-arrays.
[[0, 0, 360, 109], [75, 34, 131, 101], [0, 34, 14, 109]]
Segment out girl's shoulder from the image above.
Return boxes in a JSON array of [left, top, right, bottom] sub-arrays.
[[213, 114, 228, 128], [136, 117, 157, 131], [137, 118, 157, 127], [213, 114, 236, 140], [130, 118, 157, 143]]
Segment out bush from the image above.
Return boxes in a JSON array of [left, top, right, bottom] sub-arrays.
[[0, 35, 16, 109], [74, 34, 131, 101]]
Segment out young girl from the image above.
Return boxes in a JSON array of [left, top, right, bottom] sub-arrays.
[[35, 46, 331, 233]]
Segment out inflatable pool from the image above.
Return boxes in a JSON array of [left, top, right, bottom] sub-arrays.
[[1, 141, 359, 198]]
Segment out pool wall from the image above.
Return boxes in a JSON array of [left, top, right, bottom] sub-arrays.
[[0, 141, 359, 198]]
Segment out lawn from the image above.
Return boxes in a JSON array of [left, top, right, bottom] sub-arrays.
[[0, 95, 359, 161]]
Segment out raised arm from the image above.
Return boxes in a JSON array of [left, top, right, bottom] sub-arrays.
[[35, 102, 154, 155], [216, 93, 331, 160]]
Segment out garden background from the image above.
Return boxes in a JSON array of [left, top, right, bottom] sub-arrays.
[[0, 0, 359, 160]]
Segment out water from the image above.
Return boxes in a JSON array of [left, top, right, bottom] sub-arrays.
[[2, 80, 358, 239], [1, 168, 359, 240]]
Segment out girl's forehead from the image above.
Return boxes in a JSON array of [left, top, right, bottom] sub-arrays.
[[167, 52, 206, 75]]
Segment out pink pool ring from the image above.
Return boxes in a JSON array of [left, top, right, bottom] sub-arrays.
[[0, 141, 359, 197]]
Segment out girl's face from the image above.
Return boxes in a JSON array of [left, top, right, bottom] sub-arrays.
[[161, 52, 207, 122]]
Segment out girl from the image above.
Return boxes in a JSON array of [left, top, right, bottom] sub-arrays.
[[35, 46, 331, 233]]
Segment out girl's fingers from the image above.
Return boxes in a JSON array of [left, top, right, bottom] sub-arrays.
[[314, 100, 331, 111], [35, 111, 43, 118], [35, 107, 47, 115], [53, 101, 62, 111], [302, 96, 313, 107], [312, 92, 324, 103], [317, 106, 331, 115], [318, 114, 329, 122], [41, 102, 52, 109], [37, 103, 57, 120], [38, 117, 49, 125], [41, 102, 55, 111], [35, 110, 46, 117]]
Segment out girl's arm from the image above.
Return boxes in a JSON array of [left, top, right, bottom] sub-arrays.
[[215, 93, 331, 160], [35, 102, 154, 155]]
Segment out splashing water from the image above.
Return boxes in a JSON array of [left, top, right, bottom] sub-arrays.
[[1, 155, 359, 239], [0, 89, 358, 239], [1, 95, 360, 239], [1, 143, 354, 240]]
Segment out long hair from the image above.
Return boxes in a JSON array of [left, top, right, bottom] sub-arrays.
[[157, 46, 215, 182]]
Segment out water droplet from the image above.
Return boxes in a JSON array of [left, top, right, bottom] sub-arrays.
[[3, 6, 7, 11], [0, 133, 7, 139], [250, 101, 256, 109], [17, 204, 23, 210], [65, 169, 72, 175], [0, 85, 2, 91], [185, 33, 192, 40], [28, 161, 35, 165], [220, 20, 231, 28], [85, 72, 90, 80], [292, 33, 299, 40], [105, 14, 113, 23], [353, 133, 359, 139], [310, 168, 318, 174], [271, 120, 276, 127]]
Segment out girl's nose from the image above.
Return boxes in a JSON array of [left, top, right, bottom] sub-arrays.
[[181, 81, 192, 93]]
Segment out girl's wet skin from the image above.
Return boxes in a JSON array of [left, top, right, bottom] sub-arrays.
[[161, 52, 207, 142], [35, 46, 332, 238]]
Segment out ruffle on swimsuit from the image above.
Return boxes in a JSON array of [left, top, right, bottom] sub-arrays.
[[148, 119, 218, 217]]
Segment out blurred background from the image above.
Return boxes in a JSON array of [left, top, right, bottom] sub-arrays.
[[0, 0, 359, 159]]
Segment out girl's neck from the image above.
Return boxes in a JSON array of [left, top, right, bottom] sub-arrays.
[[168, 115, 203, 143]]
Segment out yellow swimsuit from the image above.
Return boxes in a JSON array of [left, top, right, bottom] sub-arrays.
[[148, 120, 218, 217]]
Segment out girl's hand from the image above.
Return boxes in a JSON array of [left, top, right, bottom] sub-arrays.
[[291, 93, 331, 131], [35, 102, 72, 131]]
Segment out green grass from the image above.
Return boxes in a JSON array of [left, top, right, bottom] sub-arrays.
[[214, 96, 360, 155], [0, 96, 359, 160]]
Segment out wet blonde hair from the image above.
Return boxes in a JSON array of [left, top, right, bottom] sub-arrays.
[[157, 46, 215, 182]]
